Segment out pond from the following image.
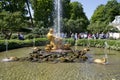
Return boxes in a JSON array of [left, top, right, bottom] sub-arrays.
[[0, 47, 120, 80]]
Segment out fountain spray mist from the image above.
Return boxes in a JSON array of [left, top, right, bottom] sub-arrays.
[[5, 39, 8, 57], [53, 0, 62, 37]]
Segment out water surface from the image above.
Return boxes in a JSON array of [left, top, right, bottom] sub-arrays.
[[0, 47, 120, 80]]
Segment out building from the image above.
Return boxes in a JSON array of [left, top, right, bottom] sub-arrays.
[[109, 16, 120, 39], [110, 16, 120, 30]]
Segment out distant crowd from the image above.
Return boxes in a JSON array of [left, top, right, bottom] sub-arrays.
[[60, 32, 110, 40], [17, 31, 119, 40]]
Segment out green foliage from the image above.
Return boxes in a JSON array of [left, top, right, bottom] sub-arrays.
[[25, 34, 34, 39], [0, 38, 120, 51], [0, 38, 48, 52], [77, 39, 120, 51], [104, 0, 120, 22], [91, 0, 120, 23], [0, 0, 28, 39], [87, 21, 112, 33], [70, 2, 84, 19], [32, 27, 49, 35], [0, 11, 27, 39], [0, 11, 26, 31], [64, 38, 75, 46], [11, 34, 18, 39], [62, 0, 71, 19], [0, 0, 27, 15], [63, 18, 89, 33], [90, 5, 105, 23], [31, 0, 53, 27], [89, 0, 120, 33], [30, 0, 89, 33]]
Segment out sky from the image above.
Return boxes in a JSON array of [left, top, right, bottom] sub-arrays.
[[71, 0, 120, 20]]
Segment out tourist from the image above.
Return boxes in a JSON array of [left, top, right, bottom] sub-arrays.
[[18, 32, 24, 40], [88, 33, 92, 39], [71, 33, 75, 39], [74, 33, 78, 40], [77, 33, 81, 39]]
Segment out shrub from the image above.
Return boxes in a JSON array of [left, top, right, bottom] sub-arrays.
[[25, 34, 34, 39], [63, 38, 75, 46], [0, 38, 48, 52], [77, 39, 120, 51], [0, 38, 120, 51], [11, 34, 18, 39]]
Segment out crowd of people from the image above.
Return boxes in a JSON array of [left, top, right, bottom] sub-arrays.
[[60, 32, 110, 40], [17, 31, 117, 40]]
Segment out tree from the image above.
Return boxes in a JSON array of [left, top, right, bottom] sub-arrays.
[[104, 0, 120, 23], [0, 11, 26, 39], [90, 5, 105, 23], [91, 0, 120, 24], [63, 18, 89, 34], [0, 0, 27, 15], [89, 0, 120, 33], [62, 1, 89, 33], [87, 20, 114, 34], [62, 0, 71, 19], [69, 2, 88, 21], [31, 0, 53, 28]]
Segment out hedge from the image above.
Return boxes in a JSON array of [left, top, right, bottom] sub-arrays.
[[0, 38, 120, 52], [77, 39, 120, 51], [0, 38, 48, 52]]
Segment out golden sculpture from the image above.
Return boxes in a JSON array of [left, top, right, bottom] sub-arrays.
[[93, 57, 107, 64], [45, 28, 61, 51], [45, 28, 71, 52], [46, 28, 57, 50]]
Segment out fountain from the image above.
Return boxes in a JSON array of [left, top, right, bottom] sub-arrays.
[[2, 39, 19, 62], [16, 0, 89, 63], [91, 41, 109, 64], [5, 39, 8, 53], [104, 41, 109, 64], [53, 0, 62, 37], [33, 37, 35, 47], [4, 39, 8, 58], [15, 27, 89, 63], [2, 0, 90, 63]]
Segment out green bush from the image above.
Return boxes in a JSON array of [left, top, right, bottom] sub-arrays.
[[11, 34, 18, 39], [0, 33, 5, 40], [25, 34, 46, 39], [25, 34, 34, 39], [63, 38, 75, 46], [0, 38, 120, 52], [77, 39, 120, 51], [0, 38, 48, 52]]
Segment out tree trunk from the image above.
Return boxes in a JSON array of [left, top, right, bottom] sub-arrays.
[[3, 31, 12, 39]]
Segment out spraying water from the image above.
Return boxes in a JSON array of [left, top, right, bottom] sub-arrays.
[[5, 39, 8, 52], [104, 41, 109, 64], [75, 40, 78, 51], [5, 39, 8, 57], [33, 37, 35, 47], [53, 0, 62, 37]]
